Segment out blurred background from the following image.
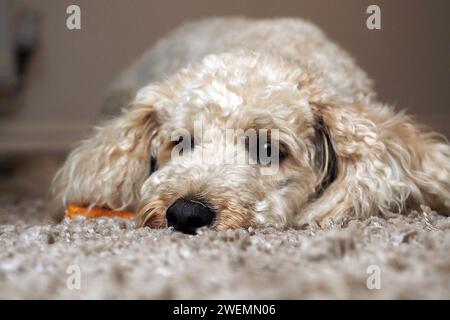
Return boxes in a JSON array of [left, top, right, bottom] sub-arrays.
[[0, 0, 448, 195]]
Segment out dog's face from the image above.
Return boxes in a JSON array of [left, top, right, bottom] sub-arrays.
[[134, 51, 337, 233], [52, 46, 450, 232]]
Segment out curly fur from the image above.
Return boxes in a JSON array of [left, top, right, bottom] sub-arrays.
[[52, 17, 450, 229]]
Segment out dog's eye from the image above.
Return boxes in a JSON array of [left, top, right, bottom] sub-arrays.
[[257, 142, 285, 164], [245, 136, 287, 165], [262, 143, 272, 158], [175, 135, 195, 148], [174, 135, 195, 154], [175, 136, 184, 145]]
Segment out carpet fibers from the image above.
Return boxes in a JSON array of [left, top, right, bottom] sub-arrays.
[[0, 194, 449, 299]]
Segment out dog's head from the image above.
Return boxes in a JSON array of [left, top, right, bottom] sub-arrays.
[[53, 50, 351, 233]]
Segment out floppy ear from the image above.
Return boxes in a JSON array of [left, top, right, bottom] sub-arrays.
[[51, 99, 160, 213], [302, 97, 450, 227], [301, 100, 414, 226]]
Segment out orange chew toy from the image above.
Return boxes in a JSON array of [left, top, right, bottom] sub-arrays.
[[65, 204, 135, 219]]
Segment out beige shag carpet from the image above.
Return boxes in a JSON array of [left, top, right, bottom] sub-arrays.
[[1, 189, 449, 299]]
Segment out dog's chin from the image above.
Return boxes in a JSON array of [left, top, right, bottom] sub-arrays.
[[136, 195, 254, 231], [212, 200, 254, 230], [136, 196, 168, 229]]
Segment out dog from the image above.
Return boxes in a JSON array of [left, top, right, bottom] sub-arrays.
[[52, 17, 450, 234]]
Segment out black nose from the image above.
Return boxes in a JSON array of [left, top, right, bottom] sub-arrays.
[[166, 198, 215, 234]]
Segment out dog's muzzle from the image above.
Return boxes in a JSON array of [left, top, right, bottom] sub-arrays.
[[166, 198, 215, 234]]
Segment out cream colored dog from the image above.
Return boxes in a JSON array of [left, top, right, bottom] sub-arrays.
[[52, 17, 450, 234]]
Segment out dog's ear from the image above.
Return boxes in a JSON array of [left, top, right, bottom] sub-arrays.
[[51, 98, 160, 213], [310, 99, 381, 162], [303, 99, 385, 224]]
